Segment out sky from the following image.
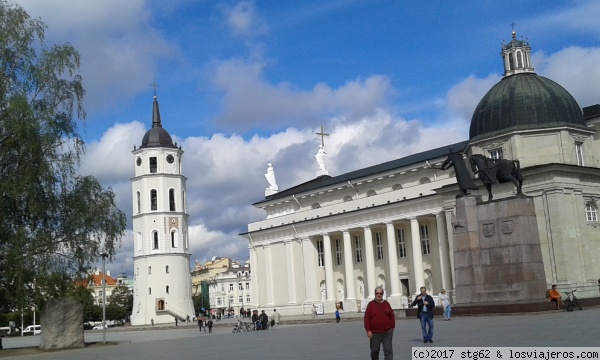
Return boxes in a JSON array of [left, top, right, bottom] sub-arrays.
[[12, 0, 600, 277]]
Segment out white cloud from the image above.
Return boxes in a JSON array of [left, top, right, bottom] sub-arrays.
[[534, 47, 600, 108], [446, 74, 501, 122], [221, 1, 268, 38], [211, 58, 393, 131], [14, 0, 180, 112]]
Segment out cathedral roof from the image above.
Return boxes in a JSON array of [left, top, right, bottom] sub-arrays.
[[139, 96, 177, 149], [469, 30, 586, 141], [469, 73, 586, 140], [255, 140, 469, 205]]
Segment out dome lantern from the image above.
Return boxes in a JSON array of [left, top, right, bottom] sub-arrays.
[[501, 29, 534, 77]]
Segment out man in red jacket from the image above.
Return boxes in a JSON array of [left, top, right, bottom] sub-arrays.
[[364, 286, 395, 360]]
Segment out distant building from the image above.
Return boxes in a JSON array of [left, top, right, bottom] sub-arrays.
[[84, 269, 132, 306], [206, 261, 251, 317], [190, 257, 235, 296]]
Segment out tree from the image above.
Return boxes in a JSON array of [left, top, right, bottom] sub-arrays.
[[0, 1, 126, 313], [108, 285, 133, 316], [69, 285, 100, 323]]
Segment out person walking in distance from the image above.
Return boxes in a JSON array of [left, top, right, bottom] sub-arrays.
[[412, 286, 435, 343], [364, 286, 395, 360], [207, 319, 213, 333], [438, 289, 452, 321], [272, 309, 281, 329], [197, 317, 203, 332]]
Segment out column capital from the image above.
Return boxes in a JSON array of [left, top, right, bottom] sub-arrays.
[[409, 217, 419, 222]]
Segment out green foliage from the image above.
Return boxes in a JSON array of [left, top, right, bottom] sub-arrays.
[[0, 1, 126, 313], [108, 285, 133, 315], [69, 285, 100, 322]]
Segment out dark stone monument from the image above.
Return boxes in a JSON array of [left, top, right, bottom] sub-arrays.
[[452, 196, 547, 304], [39, 297, 85, 351]]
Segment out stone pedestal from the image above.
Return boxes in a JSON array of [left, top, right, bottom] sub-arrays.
[[452, 196, 547, 304]]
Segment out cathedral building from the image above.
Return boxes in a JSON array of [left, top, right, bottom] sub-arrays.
[[130, 95, 195, 325], [241, 31, 600, 315]]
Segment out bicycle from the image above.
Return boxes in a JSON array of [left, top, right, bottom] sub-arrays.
[[564, 289, 583, 312]]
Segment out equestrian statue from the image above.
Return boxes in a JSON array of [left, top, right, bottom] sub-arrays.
[[469, 154, 524, 201]]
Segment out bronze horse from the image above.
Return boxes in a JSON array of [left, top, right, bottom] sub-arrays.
[[469, 154, 524, 201]]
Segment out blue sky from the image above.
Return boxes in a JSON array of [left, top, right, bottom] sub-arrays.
[[14, 0, 600, 276]]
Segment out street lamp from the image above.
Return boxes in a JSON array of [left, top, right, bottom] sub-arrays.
[[237, 272, 245, 318], [100, 252, 108, 344]]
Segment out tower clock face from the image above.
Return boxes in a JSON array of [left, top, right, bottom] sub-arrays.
[[136, 157, 142, 166], [166, 154, 175, 164]]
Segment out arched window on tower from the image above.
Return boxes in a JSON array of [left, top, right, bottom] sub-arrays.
[[136, 191, 141, 214], [150, 189, 157, 211], [182, 190, 186, 213], [153, 231, 159, 250], [137, 231, 142, 252], [166, 265, 170, 274], [171, 230, 177, 248], [169, 189, 176, 211], [508, 53, 514, 70], [149, 157, 157, 173], [517, 51, 523, 68], [166, 286, 169, 294]]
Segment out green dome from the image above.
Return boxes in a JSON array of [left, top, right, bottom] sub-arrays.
[[469, 73, 586, 140]]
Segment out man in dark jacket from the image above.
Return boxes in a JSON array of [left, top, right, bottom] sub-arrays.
[[411, 286, 435, 343], [364, 286, 395, 360]]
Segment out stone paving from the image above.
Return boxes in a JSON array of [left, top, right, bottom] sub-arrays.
[[2, 307, 599, 359]]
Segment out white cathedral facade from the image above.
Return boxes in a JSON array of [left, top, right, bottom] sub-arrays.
[[242, 31, 600, 316], [130, 96, 195, 326]]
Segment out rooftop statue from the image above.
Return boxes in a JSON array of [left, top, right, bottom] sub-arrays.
[[469, 154, 524, 201]]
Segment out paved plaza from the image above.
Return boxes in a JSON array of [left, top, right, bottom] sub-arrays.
[[2, 308, 599, 359]]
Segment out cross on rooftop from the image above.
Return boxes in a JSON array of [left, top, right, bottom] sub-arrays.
[[150, 80, 159, 96], [315, 125, 329, 147]]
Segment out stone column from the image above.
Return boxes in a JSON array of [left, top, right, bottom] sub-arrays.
[[444, 208, 456, 295], [301, 238, 318, 302], [363, 226, 377, 299], [342, 231, 357, 312], [342, 231, 356, 300], [322, 234, 335, 301], [264, 244, 274, 306], [410, 217, 425, 294], [436, 212, 452, 291], [249, 245, 259, 308], [385, 222, 402, 308], [284, 239, 297, 304]]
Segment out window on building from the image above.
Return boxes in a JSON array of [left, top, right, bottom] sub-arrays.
[[148, 266, 151, 275], [375, 232, 384, 260], [229, 283, 234, 291], [238, 283, 243, 290], [150, 189, 157, 211], [354, 235, 363, 263], [397, 228, 406, 258], [98, 291, 103, 297], [316, 240, 325, 267], [343, 195, 353, 202], [367, 190, 377, 197], [585, 202, 598, 222], [392, 184, 402, 191], [217, 298, 222, 305], [517, 51, 523, 67], [420, 224, 431, 255], [171, 230, 176, 248], [149, 157, 157, 173], [245, 283, 250, 290], [152, 231, 159, 249], [220, 284, 224, 292], [576, 142, 584, 166], [166, 286, 169, 294], [335, 238, 342, 266], [246, 294, 251, 303], [238, 295, 243, 302], [136, 191, 141, 214], [166, 265, 169, 274], [312, 203, 321, 209], [169, 189, 176, 211], [148, 288, 151, 295], [489, 148, 504, 160]]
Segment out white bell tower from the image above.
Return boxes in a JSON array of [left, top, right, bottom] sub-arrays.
[[130, 95, 195, 326]]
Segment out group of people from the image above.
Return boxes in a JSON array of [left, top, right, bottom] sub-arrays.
[[196, 317, 214, 333], [364, 286, 453, 360], [251, 309, 281, 330]]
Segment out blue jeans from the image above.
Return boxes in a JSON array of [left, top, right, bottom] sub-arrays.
[[420, 314, 434, 340], [443, 305, 452, 320]]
